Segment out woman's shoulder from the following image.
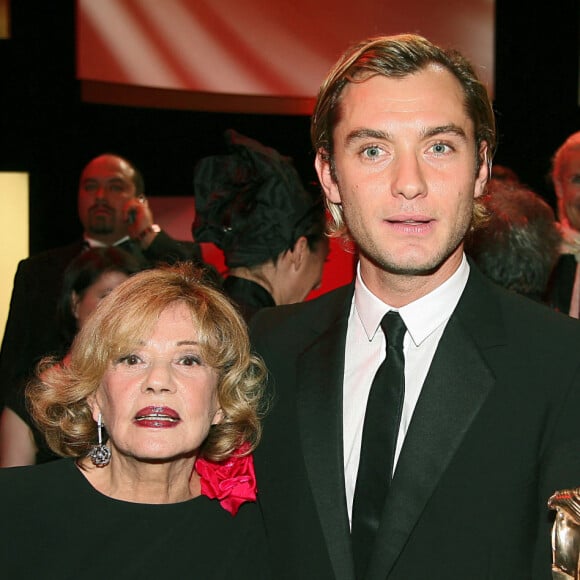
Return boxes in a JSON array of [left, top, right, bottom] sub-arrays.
[[0, 460, 79, 541], [0, 458, 74, 495]]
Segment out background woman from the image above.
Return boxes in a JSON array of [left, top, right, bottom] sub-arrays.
[[192, 129, 329, 321], [0, 263, 269, 578], [0, 246, 143, 466]]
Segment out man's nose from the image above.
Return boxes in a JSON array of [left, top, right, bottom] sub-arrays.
[[94, 186, 107, 201], [390, 154, 428, 199]]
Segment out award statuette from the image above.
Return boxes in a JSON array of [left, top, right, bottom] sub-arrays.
[[548, 488, 580, 579]]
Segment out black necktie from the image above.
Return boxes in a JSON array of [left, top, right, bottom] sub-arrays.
[[351, 310, 407, 579]]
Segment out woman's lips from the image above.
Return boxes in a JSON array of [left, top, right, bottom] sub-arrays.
[[133, 406, 181, 428]]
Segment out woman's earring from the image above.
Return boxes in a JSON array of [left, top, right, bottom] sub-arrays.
[[88, 412, 111, 467]]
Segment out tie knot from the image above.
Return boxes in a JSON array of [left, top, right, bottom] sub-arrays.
[[381, 311, 406, 350]]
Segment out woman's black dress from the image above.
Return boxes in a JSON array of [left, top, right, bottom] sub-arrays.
[[0, 459, 270, 579]]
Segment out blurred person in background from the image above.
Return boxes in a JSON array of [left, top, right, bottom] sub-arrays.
[[546, 132, 580, 316], [465, 178, 561, 302], [192, 129, 328, 322]]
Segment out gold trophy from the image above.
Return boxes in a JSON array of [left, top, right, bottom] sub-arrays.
[[548, 488, 580, 579]]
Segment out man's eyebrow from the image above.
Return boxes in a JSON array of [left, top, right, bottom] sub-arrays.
[[82, 177, 126, 185], [344, 128, 390, 146], [421, 124, 467, 140], [344, 125, 468, 146]]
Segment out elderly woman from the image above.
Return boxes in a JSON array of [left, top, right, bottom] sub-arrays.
[[192, 129, 329, 322], [0, 263, 270, 579]]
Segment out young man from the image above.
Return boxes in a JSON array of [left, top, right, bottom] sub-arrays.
[[251, 35, 580, 579]]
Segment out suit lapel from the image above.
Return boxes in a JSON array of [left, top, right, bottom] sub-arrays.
[[297, 286, 355, 580], [367, 266, 503, 578]]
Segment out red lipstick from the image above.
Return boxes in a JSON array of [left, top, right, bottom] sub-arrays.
[[133, 406, 181, 428]]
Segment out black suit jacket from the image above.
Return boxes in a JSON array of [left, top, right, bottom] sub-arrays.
[[546, 254, 577, 315], [250, 264, 580, 580], [0, 231, 201, 406]]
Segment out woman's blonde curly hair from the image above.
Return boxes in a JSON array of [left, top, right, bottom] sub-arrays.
[[27, 262, 267, 463]]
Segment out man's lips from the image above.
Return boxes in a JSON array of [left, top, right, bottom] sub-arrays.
[[89, 205, 114, 216], [385, 215, 434, 234], [133, 406, 181, 428], [386, 214, 432, 224]]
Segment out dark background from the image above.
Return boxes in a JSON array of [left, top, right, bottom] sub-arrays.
[[1, 1, 579, 255]]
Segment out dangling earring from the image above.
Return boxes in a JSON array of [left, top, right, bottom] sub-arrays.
[[88, 412, 111, 467]]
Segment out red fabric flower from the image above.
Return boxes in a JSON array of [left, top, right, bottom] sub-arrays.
[[195, 442, 257, 516]]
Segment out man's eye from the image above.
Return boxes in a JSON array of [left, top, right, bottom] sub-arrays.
[[362, 146, 382, 159], [431, 143, 451, 155]]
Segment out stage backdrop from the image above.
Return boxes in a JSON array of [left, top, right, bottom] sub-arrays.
[[77, 0, 494, 114]]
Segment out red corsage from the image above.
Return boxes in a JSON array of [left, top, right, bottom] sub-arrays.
[[195, 442, 257, 516]]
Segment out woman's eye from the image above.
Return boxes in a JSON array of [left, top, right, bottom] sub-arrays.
[[119, 354, 141, 365], [179, 355, 201, 366]]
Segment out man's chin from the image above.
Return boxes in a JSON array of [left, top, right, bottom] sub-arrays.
[[365, 251, 450, 277], [88, 219, 114, 235]]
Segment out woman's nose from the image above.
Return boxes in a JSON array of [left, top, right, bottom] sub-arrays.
[[141, 361, 176, 393]]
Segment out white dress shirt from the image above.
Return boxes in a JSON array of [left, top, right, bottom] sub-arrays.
[[83, 235, 131, 248], [343, 255, 470, 524]]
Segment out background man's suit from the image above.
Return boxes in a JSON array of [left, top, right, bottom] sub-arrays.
[[0, 233, 201, 407], [250, 263, 580, 579], [547, 254, 577, 315]]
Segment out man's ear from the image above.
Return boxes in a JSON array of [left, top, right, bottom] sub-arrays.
[[315, 149, 341, 204], [474, 143, 490, 199]]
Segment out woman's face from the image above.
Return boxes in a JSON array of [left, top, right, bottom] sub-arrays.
[[73, 270, 129, 329], [91, 302, 222, 464]]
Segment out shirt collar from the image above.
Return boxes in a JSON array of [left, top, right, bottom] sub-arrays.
[[354, 254, 470, 346], [83, 235, 131, 248]]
